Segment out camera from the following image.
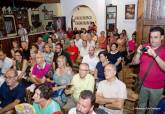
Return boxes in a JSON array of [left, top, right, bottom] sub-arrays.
[[140, 47, 148, 52]]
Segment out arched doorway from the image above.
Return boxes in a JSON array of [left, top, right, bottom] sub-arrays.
[[71, 5, 96, 31]]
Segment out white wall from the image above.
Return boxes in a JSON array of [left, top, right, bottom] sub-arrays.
[[60, 0, 106, 34], [106, 0, 138, 38], [60, 0, 137, 38]]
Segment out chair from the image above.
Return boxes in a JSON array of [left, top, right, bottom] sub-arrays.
[[124, 73, 139, 114]]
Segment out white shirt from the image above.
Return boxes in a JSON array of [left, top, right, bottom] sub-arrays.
[[79, 46, 89, 58], [97, 79, 127, 99], [87, 40, 95, 48], [97, 79, 127, 114], [18, 28, 28, 42], [74, 39, 82, 50], [68, 107, 96, 114], [82, 55, 99, 72], [0, 57, 13, 74]]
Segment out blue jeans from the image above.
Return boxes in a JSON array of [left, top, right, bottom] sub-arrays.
[[137, 86, 163, 114]]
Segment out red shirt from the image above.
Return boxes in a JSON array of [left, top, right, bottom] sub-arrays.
[[67, 31, 74, 39], [66, 45, 79, 63], [139, 44, 165, 89], [128, 39, 135, 52], [98, 36, 107, 49]]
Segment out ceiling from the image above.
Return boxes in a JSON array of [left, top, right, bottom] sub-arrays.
[[0, 0, 60, 8]]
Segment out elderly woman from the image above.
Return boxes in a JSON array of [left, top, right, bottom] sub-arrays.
[[66, 40, 79, 64], [53, 55, 74, 106]]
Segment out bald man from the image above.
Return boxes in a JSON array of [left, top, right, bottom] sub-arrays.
[[96, 64, 127, 114]]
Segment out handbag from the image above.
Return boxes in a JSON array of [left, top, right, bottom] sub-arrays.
[[135, 45, 164, 93]]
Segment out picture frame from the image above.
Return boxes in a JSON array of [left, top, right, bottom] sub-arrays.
[[53, 16, 66, 31], [4, 15, 17, 36], [125, 4, 135, 19], [44, 11, 53, 20]]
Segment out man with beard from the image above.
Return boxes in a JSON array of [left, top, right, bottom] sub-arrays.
[[68, 90, 96, 114]]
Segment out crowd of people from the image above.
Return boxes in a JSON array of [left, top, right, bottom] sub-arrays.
[[0, 25, 164, 114]]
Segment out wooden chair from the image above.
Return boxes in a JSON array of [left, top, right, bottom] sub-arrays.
[[124, 73, 139, 114]]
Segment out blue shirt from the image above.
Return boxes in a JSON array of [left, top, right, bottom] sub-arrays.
[[96, 62, 106, 81], [153, 97, 165, 114], [0, 82, 26, 107]]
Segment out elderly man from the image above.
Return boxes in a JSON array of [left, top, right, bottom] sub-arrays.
[[96, 64, 127, 114], [68, 90, 96, 114], [0, 68, 26, 114], [64, 63, 95, 110], [30, 52, 52, 84], [82, 46, 99, 74]]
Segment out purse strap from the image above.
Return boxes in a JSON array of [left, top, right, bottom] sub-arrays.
[[139, 45, 165, 90]]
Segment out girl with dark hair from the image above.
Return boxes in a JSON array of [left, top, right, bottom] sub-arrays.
[[32, 84, 61, 114], [13, 50, 28, 79], [107, 43, 122, 76], [94, 51, 109, 81]]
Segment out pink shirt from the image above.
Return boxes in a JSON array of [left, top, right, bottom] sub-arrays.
[[32, 63, 51, 79], [139, 45, 165, 89], [128, 39, 135, 52]]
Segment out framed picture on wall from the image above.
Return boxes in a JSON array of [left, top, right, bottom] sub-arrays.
[[4, 15, 17, 36], [53, 16, 66, 31], [125, 4, 135, 19]]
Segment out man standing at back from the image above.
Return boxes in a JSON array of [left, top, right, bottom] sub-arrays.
[[132, 26, 165, 114]]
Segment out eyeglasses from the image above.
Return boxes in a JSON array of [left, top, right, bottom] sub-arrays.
[[4, 76, 16, 80]]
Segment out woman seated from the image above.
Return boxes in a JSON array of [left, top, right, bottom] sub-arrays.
[[107, 43, 122, 77], [29, 49, 38, 68], [94, 51, 109, 82], [13, 50, 28, 79], [43, 43, 54, 65], [32, 84, 61, 114], [47, 37, 56, 52], [11, 40, 20, 59], [66, 40, 79, 64], [52, 55, 74, 106]]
